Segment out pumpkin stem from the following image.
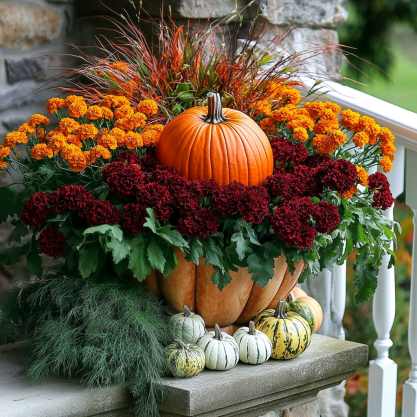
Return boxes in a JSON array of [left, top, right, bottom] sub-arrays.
[[274, 299, 288, 319], [214, 323, 223, 340], [287, 292, 297, 303], [174, 338, 188, 350], [248, 321, 256, 335], [183, 305, 192, 317], [204, 92, 228, 125]]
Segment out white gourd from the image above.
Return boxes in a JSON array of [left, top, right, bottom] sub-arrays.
[[170, 305, 206, 344], [197, 324, 239, 371], [233, 321, 272, 364]]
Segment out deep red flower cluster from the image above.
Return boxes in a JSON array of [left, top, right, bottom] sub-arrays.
[[48, 185, 94, 213], [177, 208, 220, 239], [313, 202, 341, 234], [37, 226, 65, 257], [137, 183, 174, 221], [368, 172, 394, 210], [321, 159, 357, 194], [177, 180, 207, 214], [270, 137, 308, 165], [211, 181, 246, 215], [84, 200, 122, 226], [117, 150, 141, 165], [102, 161, 145, 198], [20, 191, 50, 228], [237, 186, 270, 224], [122, 203, 147, 233]]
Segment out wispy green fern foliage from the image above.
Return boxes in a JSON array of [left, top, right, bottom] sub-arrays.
[[0, 275, 173, 417]]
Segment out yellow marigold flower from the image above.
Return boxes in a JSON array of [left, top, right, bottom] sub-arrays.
[[30, 144, 53, 160], [259, 117, 275, 133], [37, 128, 46, 143], [67, 134, 83, 147], [131, 112, 147, 128], [97, 134, 117, 150], [270, 106, 296, 123], [143, 124, 164, 134], [64, 95, 84, 106], [58, 118, 80, 135], [29, 114, 50, 126], [304, 101, 325, 120], [137, 100, 158, 115], [101, 107, 114, 119], [379, 127, 395, 144], [114, 104, 135, 119], [313, 134, 336, 154], [313, 117, 339, 134], [0, 160, 7, 169], [324, 102, 341, 115], [339, 109, 360, 130], [3, 131, 28, 147], [125, 131, 143, 149], [279, 86, 301, 105], [84, 150, 96, 166], [380, 156, 393, 173], [356, 166, 368, 186], [328, 130, 347, 146], [91, 145, 112, 160], [48, 133, 68, 152], [46, 97, 66, 114], [339, 185, 358, 199], [287, 115, 315, 131], [77, 124, 98, 140], [86, 105, 103, 121], [250, 100, 272, 116], [0, 146, 10, 158], [381, 141, 396, 157], [352, 131, 369, 148], [142, 129, 161, 147], [68, 153, 87, 172], [293, 127, 308, 143], [110, 128, 126, 146], [18, 122, 37, 135], [68, 100, 87, 118]]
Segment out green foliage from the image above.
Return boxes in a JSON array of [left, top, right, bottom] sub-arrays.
[[0, 274, 173, 417]]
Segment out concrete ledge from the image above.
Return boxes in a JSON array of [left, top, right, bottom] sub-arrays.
[[0, 335, 368, 417]]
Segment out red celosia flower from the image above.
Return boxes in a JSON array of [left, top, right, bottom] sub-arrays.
[[84, 200, 122, 226], [177, 208, 220, 239], [122, 203, 147, 233], [291, 143, 309, 165], [285, 197, 316, 223], [137, 183, 174, 221], [368, 172, 390, 190], [177, 180, 206, 214], [270, 137, 293, 164], [117, 150, 142, 165], [304, 153, 332, 168], [368, 172, 394, 210], [48, 185, 94, 213], [211, 181, 246, 215], [237, 186, 270, 224], [322, 159, 357, 194], [313, 201, 340, 234], [138, 155, 161, 172], [102, 161, 145, 198], [20, 191, 50, 228], [37, 226, 65, 257]]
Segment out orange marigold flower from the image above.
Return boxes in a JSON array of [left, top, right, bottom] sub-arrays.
[[0, 146, 10, 158], [131, 112, 147, 128], [287, 115, 315, 131], [125, 131, 143, 149], [86, 105, 103, 121], [58, 118, 80, 135], [270, 106, 296, 123], [313, 134, 336, 154], [97, 134, 117, 150], [313, 117, 339, 134], [279, 86, 301, 105], [352, 131, 369, 148], [339, 109, 360, 130], [84, 150, 96, 166], [356, 166, 368, 186], [48, 133, 68, 152], [304, 101, 325, 120], [143, 124, 164, 134], [114, 104, 134, 119], [18, 122, 37, 135], [46, 97, 66, 114], [114, 118, 133, 131], [30, 144, 53, 160], [3, 131, 28, 147], [91, 145, 112, 160], [260, 117, 275, 133], [328, 130, 347, 146], [357, 115, 376, 132], [29, 114, 50, 126], [380, 156, 393, 173], [68, 100, 87, 118], [0, 160, 7, 169], [121, 81, 138, 97], [264, 81, 282, 99], [110, 128, 126, 146], [99, 95, 118, 108], [339, 185, 358, 199], [64, 95, 84, 106], [37, 128, 46, 143], [137, 100, 158, 115], [101, 107, 114, 119], [250, 100, 272, 116], [381, 141, 396, 156], [77, 124, 98, 140], [68, 153, 87, 172], [142, 129, 161, 147], [363, 123, 381, 145], [324, 102, 341, 115], [293, 127, 308, 142], [67, 134, 83, 147], [113, 96, 130, 108], [379, 127, 395, 144]]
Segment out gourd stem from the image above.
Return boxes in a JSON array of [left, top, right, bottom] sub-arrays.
[[274, 299, 288, 319], [248, 321, 256, 335], [204, 92, 228, 125], [287, 292, 296, 303], [183, 305, 192, 317], [214, 324, 222, 340], [174, 339, 188, 350]]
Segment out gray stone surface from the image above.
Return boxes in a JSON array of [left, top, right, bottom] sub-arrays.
[[0, 335, 367, 417], [6, 57, 51, 84]]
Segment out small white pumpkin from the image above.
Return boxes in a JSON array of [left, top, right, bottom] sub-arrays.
[[170, 305, 206, 344], [197, 324, 239, 371], [233, 321, 272, 365]]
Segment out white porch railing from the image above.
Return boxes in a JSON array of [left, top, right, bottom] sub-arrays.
[[300, 79, 417, 417]]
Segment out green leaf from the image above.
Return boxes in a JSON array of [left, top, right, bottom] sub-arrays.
[[0, 185, 17, 223], [8, 220, 29, 244], [245, 224, 261, 245], [298, 266, 311, 283], [211, 266, 232, 291], [162, 246, 178, 277], [231, 232, 252, 261], [84, 224, 123, 242], [337, 238, 353, 265], [263, 242, 281, 260], [114, 258, 129, 276], [38, 165, 55, 179], [202, 239, 224, 270], [26, 234, 43, 278], [143, 208, 160, 233], [147, 237, 166, 272], [106, 238, 130, 264], [128, 244, 152, 282], [79, 243, 101, 278], [176, 83, 190, 92], [185, 238, 203, 265], [126, 234, 144, 250], [156, 226, 189, 249], [247, 249, 275, 288], [353, 263, 378, 303], [0, 242, 30, 265]]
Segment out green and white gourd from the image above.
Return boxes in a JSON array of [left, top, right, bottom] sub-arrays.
[[166, 338, 206, 378], [233, 321, 272, 364], [170, 305, 206, 344], [197, 324, 239, 371]]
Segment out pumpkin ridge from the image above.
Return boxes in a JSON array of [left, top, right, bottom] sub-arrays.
[[217, 124, 230, 184], [186, 123, 208, 180]]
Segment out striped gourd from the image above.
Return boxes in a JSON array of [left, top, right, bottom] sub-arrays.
[[286, 297, 315, 334], [233, 321, 272, 365], [197, 324, 239, 370], [254, 299, 311, 360], [166, 339, 205, 378], [169, 305, 206, 344]]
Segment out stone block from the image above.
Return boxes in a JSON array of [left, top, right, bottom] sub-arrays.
[[0, 2, 62, 50], [6, 57, 50, 84]]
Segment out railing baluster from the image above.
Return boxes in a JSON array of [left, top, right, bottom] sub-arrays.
[[333, 258, 346, 340], [403, 148, 417, 416]]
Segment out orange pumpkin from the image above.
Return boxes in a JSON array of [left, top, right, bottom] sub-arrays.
[[142, 247, 304, 334], [155, 92, 274, 186], [291, 287, 323, 333]]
